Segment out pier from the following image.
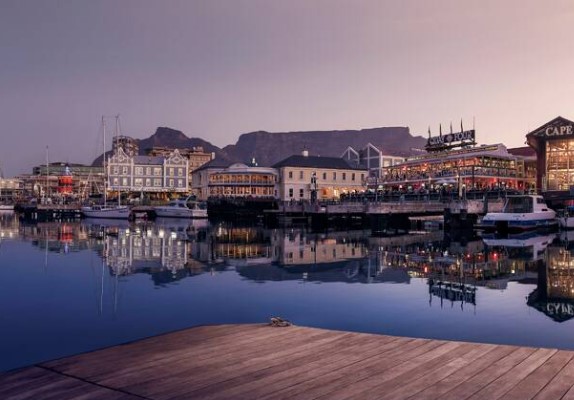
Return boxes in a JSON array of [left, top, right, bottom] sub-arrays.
[[2, 324, 574, 399]]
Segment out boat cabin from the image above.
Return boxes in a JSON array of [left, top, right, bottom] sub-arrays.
[[503, 195, 550, 214]]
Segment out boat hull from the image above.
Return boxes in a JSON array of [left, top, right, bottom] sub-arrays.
[[154, 208, 207, 219], [82, 206, 131, 219]]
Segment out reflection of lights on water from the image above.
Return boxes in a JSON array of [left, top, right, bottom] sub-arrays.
[[159, 229, 165, 238]]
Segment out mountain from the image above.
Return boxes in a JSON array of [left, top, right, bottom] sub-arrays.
[[222, 127, 426, 166], [93, 126, 426, 166]]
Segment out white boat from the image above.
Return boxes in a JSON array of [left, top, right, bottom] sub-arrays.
[[154, 196, 207, 218], [81, 116, 130, 220], [480, 194, 557, 233]]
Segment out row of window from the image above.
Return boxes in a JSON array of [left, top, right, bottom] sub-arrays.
[[110, 166, 186, 176], [110, 177, 185, 188], [287, 171, 364, 182]]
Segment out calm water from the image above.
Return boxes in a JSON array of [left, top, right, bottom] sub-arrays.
[[1, 211, 573, 372]]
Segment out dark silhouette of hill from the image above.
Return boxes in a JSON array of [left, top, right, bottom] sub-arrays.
[[93, 126, 426, 166], [222, 127, 426, 166]]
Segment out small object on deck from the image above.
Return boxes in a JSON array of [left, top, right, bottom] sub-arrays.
[[269, 316, 292, 327]]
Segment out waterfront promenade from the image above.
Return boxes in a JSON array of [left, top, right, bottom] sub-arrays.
[[2, 324, 574, 399]]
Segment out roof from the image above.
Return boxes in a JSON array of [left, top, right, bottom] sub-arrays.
[[192, 157, 234, 173], [272, 155, 366, 170], [132, 156, 164, 165], [507, 146, 536, 157]]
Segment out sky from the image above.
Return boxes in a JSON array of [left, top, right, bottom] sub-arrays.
[[1, 0, 574, 177]]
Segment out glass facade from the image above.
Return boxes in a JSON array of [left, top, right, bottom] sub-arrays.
[[545, 138, 574, 191]]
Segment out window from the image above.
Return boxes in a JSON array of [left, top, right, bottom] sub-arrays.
[[342, 173, 346, 181], [178, 168, 183, 176], [289, 188, 293, 198], [145, 178, 151, 186], [169, 167, 174, 176], [333, 172, 336, 180], [113, 166, 119, 175], [322, 172, 327, 180], [154, 179, 161, 187], [122, 166, 128, 175], [169, 179, 174, 187], [352, 173, 356, 181], [122, 178, 128, 186], [299, 171, 304, 180], [154, 167, 161, 176], [146, 167, 151, 175], [288, 171, 293, 179], [135, 167, 143, 175], [299, 189, 304, 198]]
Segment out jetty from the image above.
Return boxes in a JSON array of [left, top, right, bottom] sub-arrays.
[[2, 324, 574, 399]]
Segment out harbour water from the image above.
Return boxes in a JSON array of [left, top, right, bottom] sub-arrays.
[[1, 211, 573, 372]]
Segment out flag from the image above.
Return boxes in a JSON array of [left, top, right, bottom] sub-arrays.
[[450, 122, 453, 134], [427, 126, 431, 138], [460, 119, 464, 133], [439, 124, 442, 137]]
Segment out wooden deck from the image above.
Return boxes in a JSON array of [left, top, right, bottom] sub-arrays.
[[2, 324, 574, 399]]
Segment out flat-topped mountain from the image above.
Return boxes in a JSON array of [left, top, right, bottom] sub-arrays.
[[223, 127, 426, 166], [93, 126, 426, 166]]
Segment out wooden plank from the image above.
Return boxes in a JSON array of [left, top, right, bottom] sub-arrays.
[[409, 345, 517, 400], [468, 348, 557, 399], [339, 341, 480, 400], [438, 346, 538, 400], [259, 338, 442, 400], [373, 343, 499, 400], [133, 329, 360, 399], [44, 323, 264, 374], [533, 355, 574, 400], [0, 367, 140, 400], [99, 326, 336, 393], [89, 324, 310, 384], [178, 335, 410, 400], [501, 350, 574, 400]]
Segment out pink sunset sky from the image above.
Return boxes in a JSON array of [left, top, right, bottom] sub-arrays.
[[1, 0, 573, 176]]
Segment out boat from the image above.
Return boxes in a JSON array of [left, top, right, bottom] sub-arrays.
[[479, 194, 557, 233], [482, 231, 556, 262], [154, 196, 207, 218], [81, 116, 130, 219]]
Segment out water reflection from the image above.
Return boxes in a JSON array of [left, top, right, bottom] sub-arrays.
[[7, 211, 574, 371]]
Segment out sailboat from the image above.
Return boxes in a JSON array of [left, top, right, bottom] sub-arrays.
[[82, 116, 130, 219]]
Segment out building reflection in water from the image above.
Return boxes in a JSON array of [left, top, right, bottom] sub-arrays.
[[3, 211, 571, 315], [528, 232, 574, 322]]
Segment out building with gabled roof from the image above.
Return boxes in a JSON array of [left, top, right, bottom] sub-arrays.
[[272, 151, 367, 201]]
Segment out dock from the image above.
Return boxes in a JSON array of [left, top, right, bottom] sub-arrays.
[[2, 324, 574, 399]]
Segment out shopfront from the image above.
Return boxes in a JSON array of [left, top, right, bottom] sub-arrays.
[[526, 116, 574, 202]]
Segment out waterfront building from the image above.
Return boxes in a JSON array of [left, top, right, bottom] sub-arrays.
[[272, 151, 367, 201], [147, 146, 214, 192], [526, 116, 574, 203], [107, 148, 189, 197], [377, 143, 535, 193], [26, 162, 104, 199], [0, 177, 23, 202], [207, 163, 278, 198], [190, 158, 231, 200]]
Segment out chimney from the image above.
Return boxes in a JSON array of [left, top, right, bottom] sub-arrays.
[[302, 149, 309, 157]]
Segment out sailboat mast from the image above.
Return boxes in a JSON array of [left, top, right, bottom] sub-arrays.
[[102, 116, 107, 206]]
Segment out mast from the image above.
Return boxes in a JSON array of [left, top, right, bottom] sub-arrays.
[[102, 116, 107, 206]]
